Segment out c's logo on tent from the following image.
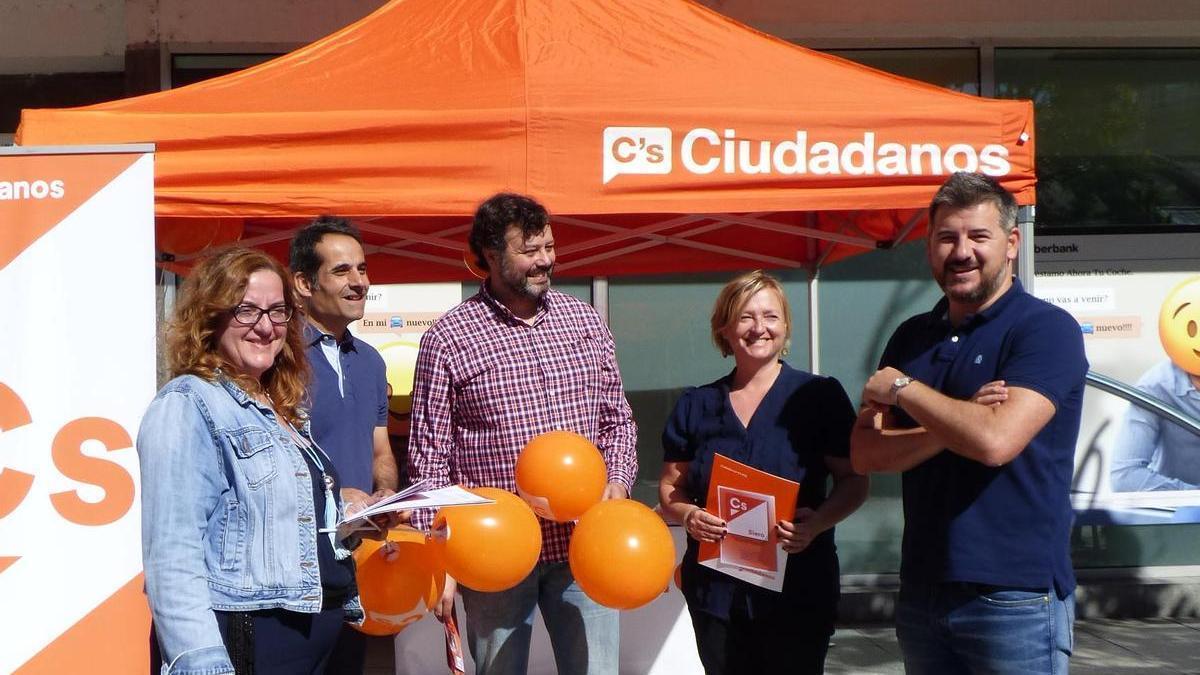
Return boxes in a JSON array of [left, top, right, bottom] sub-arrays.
[[0, 382, 135, 526], [601, 125, 1016, 187], [603, 127, 673, 184]]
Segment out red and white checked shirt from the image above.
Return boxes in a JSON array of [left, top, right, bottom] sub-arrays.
[[408, 284, 638, 562]]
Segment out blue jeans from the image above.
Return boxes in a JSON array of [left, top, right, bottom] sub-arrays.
[[459, 561, 618, 675], [896, 582, 1074, 675]]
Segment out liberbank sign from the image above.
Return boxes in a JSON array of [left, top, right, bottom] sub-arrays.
[[601, 126, 1018, 185]]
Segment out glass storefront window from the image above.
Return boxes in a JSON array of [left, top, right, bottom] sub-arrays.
[[826, 48, 979, 95], [171, 53, 280, 88], [996, 48, 1200, 230]]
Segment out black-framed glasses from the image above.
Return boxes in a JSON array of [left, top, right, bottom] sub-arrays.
[[231, 303, 293, 326]]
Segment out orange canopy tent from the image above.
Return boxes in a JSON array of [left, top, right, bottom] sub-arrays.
[[17, 0, 1035, 282]]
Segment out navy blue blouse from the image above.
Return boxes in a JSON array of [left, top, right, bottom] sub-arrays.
[[662, 361, 855, 623]]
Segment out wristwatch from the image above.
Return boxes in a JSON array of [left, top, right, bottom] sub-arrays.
[[890, 376, 913, 404]]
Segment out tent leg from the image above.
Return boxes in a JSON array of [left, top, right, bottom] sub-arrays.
[[592, 276, 609, 325], [808, 269, 820, 375], [1017, 204, 1036, 293], [156, 268, 178, 388], [163, 269, 177, 318]]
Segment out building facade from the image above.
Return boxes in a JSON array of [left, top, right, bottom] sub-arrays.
[[5, 0, 1200, 616]]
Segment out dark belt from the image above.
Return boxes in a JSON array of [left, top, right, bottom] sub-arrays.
[[960, 582, 1048, 596]]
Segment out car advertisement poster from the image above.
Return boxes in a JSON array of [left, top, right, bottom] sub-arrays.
[[1035, 232, 1200, 524]]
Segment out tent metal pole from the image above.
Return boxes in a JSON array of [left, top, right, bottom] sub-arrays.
[[1017, 204, 1036, 293], [163, 270, 177, 317], [559, 234, 805, 272], [592, 276, 609, 325], [808, 268, 821, 375], [157, 268, 178, 388], [891, 209, 926, 248], [713, 213, 877, 249]]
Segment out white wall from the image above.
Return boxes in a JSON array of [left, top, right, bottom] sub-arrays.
[[0, 0, 124, 74], [3, 0, 1199, 76], [697, 0, 1200, 45], [134, 0, 383, 46], [0, 0, 386, 74]]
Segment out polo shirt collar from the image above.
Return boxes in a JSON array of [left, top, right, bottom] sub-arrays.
[[977, 277, 1024, 320], [927, 277, 1024, 328], [480, 280, 550, 326], [303, 321, 357, 351]]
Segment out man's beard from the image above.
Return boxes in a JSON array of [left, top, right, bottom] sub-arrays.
[[499, 256, 553, 301], [940, 259, 1007, 305]]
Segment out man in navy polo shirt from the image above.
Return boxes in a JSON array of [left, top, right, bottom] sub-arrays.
[[291, 215, 399, 673], [850, 172, 1087, 674]]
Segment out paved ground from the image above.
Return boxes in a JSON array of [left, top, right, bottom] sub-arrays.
[[367, 617, 1200, 673], [827, 618, 1200, 674]]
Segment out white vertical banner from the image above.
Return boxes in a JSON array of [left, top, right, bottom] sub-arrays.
[[0, 146, 155, 673]]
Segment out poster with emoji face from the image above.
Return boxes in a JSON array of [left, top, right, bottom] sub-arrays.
[[351, 283, 463, 431], [1036, 232, 1200, 522], [1159, 277, 1200, 378]]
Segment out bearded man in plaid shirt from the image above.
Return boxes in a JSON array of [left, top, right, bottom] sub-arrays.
[[408, 192, 639, 675]]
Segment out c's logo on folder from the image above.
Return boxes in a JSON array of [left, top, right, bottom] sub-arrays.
[[720, 488, 770, 542]]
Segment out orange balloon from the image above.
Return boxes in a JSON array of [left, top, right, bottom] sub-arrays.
[[353, 529, 441, 636], [673, 563, 683, 592], [463, 247, 487, 279], [516, 430, 607, 522], [568, 500, 676, 610], [431, 487, 542, 592]]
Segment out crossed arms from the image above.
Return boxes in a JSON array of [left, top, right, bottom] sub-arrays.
[[850, 367, 1056, 474]]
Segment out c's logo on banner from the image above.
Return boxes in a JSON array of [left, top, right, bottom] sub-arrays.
[[0, 382, 135, 525], [0, 383, 34, 519]]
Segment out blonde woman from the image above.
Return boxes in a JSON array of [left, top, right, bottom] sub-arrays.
[[659, 270, 869, 675]]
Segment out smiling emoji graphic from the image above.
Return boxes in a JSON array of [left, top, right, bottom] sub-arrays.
[[1159, 276, 1200, 376]]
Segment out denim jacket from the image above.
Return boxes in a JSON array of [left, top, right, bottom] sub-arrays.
[[137, 374, 362, 675]]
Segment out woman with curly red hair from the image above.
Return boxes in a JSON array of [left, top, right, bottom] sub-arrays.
[[138, 247, 364, 674]]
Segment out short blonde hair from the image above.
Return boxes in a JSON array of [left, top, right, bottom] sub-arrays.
[[710, 270, 792, 358]]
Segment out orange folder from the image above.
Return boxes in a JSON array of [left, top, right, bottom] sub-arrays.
[[698, 454, 799, 592]]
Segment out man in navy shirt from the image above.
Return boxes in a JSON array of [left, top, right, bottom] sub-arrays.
[[851, 172, 1087, 674], [291, 216, 399, 673]]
